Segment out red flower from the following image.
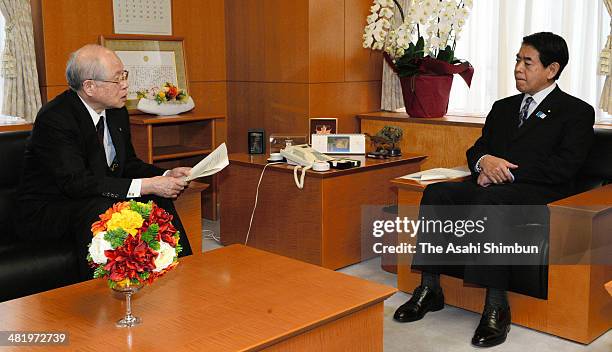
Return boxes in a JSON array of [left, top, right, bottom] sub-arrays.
[[167, 85, 178, 99], [103, 234, 157, 284], [158, 222, 178, 246], [148, 203, 173, 225]]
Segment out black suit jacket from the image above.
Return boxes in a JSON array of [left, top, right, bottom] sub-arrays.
[[466, 86, 595, 198], [19, 89, 164, 202]]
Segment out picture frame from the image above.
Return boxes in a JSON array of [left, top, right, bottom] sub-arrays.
[[268, 134, 308, 153], [248, 129, 266, 154], [308, 118, 338, 144], [100, 34, 189, 114]]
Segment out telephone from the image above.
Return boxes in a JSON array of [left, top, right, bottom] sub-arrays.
[[280, 144, 334, 189]]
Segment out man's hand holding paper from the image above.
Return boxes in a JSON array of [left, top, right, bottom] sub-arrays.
[[185, 143, 230, 181]]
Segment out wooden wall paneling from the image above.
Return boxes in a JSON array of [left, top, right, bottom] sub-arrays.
[[227, 82, 309, 153], [263, 0, 310, 82], [45, 86, 68, 101], [227, 82, 264, 153], [344, 0, 383, 82], [188, 82, 227, 116], [361, 119, 481, 169], [173, 0, 226, 82], [309, 82, 381, 133], [41, 0, 114, 86], [263, 82, 310, 136], [308, 0, 345, 83], [225, 0, 265, 82]]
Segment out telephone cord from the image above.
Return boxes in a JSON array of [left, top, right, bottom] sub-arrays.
[[293, 164, 312, 189], [244, 162, 283, 245]]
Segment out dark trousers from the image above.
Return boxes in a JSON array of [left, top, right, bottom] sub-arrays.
[[19, 196, 192, 281], [412, 179, 564, 291]]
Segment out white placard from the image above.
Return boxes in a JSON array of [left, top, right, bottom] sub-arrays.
[[115, 51, 178, 99], [113, 0, 172, 35]]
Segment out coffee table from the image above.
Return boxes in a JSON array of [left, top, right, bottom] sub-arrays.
[[0, 245, 396, 351]]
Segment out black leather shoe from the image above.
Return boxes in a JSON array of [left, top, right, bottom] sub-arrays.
[[471, 305, 511, 347], [393, 285, 444, 322]]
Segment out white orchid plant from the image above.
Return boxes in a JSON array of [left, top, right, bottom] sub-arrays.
[[363, 0, 473, 77]]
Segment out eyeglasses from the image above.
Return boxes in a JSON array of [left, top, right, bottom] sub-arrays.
[[87, 70, 129, 85]]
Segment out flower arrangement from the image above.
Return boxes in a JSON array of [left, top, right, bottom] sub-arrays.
[[137, 82, 189, 105], [88, 200, 182, 288], [363, 0, 473, 77]]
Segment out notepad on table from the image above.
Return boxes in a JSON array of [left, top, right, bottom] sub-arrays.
[[400, 167, 471, 182]]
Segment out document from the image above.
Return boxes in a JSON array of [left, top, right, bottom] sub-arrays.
[[185, 143, 229, 181], [400, 166, 471, 181]]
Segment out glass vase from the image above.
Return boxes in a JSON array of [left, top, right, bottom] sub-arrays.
[[112, 283, 143, 328]]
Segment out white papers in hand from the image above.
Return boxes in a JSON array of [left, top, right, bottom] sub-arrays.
[[185, 143, 229, 181], [400, 167, 471, 182]]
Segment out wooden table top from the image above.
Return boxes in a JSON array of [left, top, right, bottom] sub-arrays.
[[129, 112, 225, 125], [0, 123, 32, 132], [0, 245, 396, 351], [229, 153, 426, 178]]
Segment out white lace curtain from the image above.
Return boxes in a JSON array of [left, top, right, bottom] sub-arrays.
[[599, 0, 612, 113], [0, 0, 41, 122], [381, 0, 411, 111]]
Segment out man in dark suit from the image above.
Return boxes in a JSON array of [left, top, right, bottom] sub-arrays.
[[18, 44, 193, 280], [393, 32, 594, 347]]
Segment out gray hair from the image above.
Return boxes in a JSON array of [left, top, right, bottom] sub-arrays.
[[65, 45, 109, 91]]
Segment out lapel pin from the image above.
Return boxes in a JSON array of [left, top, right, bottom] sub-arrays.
[[536, 111, 547, 119]]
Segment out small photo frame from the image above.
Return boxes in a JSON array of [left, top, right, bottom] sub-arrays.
[[248, 129, 265, 154], [309, 118, 337, 144]]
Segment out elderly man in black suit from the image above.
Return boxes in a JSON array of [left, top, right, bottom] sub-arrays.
[[18, 44, 193, 280], [393, 32, 594, 347]]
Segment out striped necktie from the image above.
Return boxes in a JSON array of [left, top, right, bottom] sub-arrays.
[[518, 96, 534, 128]]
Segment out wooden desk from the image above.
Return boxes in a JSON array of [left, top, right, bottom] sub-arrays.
[[220, 153, 426, 269], [0, 245, 396, 351], [174, 182, 209, 254]]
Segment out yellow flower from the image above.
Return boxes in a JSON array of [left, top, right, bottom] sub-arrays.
[[158, 92, 165, 99], [116, 278, 131, 288], [106, 209, 144, 236]]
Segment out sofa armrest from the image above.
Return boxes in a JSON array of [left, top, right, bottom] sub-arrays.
[[547, 184, 611, 265], [548, 184, 612, 213]]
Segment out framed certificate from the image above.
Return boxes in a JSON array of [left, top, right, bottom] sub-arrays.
[[100, 35, 188, 114]]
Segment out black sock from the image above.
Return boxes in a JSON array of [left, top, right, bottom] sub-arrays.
[[485, 287, 508, 308], [421, 272, 440, 288]]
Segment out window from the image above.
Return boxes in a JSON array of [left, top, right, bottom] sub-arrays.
[[447, 0, 612, 122]]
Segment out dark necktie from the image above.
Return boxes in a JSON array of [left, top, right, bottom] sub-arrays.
[[96, 116, 105, 145], [518, 96, 534, 128]]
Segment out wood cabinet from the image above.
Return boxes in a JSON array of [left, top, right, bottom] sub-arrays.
[[220, 153, 426, 269], [129, 112, 225, 220]]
